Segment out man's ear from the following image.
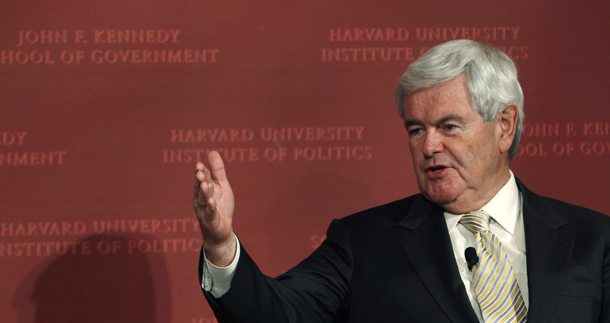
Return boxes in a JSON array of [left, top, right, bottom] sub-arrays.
[[497, 104, 518, 154]]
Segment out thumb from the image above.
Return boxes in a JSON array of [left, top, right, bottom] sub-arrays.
[[208, 151, 228, 183]]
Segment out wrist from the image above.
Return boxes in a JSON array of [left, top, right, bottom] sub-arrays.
[[204, 232, 237, 267]]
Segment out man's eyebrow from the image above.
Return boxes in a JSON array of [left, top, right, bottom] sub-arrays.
[[404, 119, 422, 128], [436, 114, 466, 124], [404, 114, 466, 128]]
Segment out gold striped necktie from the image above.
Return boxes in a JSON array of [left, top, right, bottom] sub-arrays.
[[460, 210, 528, 323]]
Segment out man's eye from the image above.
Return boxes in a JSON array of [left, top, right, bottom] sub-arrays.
[[408, 128, 423, 136], [442, 124, 458, 131]]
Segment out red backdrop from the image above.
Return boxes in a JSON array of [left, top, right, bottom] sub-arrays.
[[1, 1, 609, 322]]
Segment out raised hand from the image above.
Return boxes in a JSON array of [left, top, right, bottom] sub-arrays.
[[193, 151, 237, 266]]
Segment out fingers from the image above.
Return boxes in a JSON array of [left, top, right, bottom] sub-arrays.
[[193, 152, 225, 216], [193, 164, 207, 204]]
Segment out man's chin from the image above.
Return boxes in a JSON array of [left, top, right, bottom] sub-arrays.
[[422, 191, 456, 206], [420, 187, 462, 211], [424, 191, 487, 214]]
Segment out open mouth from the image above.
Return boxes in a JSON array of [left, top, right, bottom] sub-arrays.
[[428, 166, 446, 173]]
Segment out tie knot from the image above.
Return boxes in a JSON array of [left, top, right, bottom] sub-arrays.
[[460, 210, 491, 233]]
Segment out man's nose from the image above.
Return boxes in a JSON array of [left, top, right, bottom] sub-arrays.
[[422, 132, 444, 157]]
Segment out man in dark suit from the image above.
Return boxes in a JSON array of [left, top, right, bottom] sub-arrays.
[[193, 40, 610, 322]]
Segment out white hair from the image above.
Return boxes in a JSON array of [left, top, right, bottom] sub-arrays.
[[395, 40, 524, 159]]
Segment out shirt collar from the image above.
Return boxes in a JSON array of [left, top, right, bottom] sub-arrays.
[[445, 170, 520, 235]]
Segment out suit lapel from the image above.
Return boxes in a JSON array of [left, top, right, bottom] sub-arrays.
[[518, 179, 574, 323], [397, 196, 479, 323]]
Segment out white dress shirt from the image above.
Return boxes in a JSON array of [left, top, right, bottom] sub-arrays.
[[445, 171, 528, 322], [202, 171, 529, 320]]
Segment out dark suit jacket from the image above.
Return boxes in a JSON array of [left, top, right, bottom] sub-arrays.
[[201, 179, 610, 322]]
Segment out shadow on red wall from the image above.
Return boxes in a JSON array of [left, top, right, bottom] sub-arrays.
[[13, 234, 171, 323]]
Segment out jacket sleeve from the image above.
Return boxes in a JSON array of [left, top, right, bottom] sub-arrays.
[[601, 234, 610, 322], [200, 219, 353, 323]]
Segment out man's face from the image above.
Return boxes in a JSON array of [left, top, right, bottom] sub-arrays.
[[403, 74, 509, 213]]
